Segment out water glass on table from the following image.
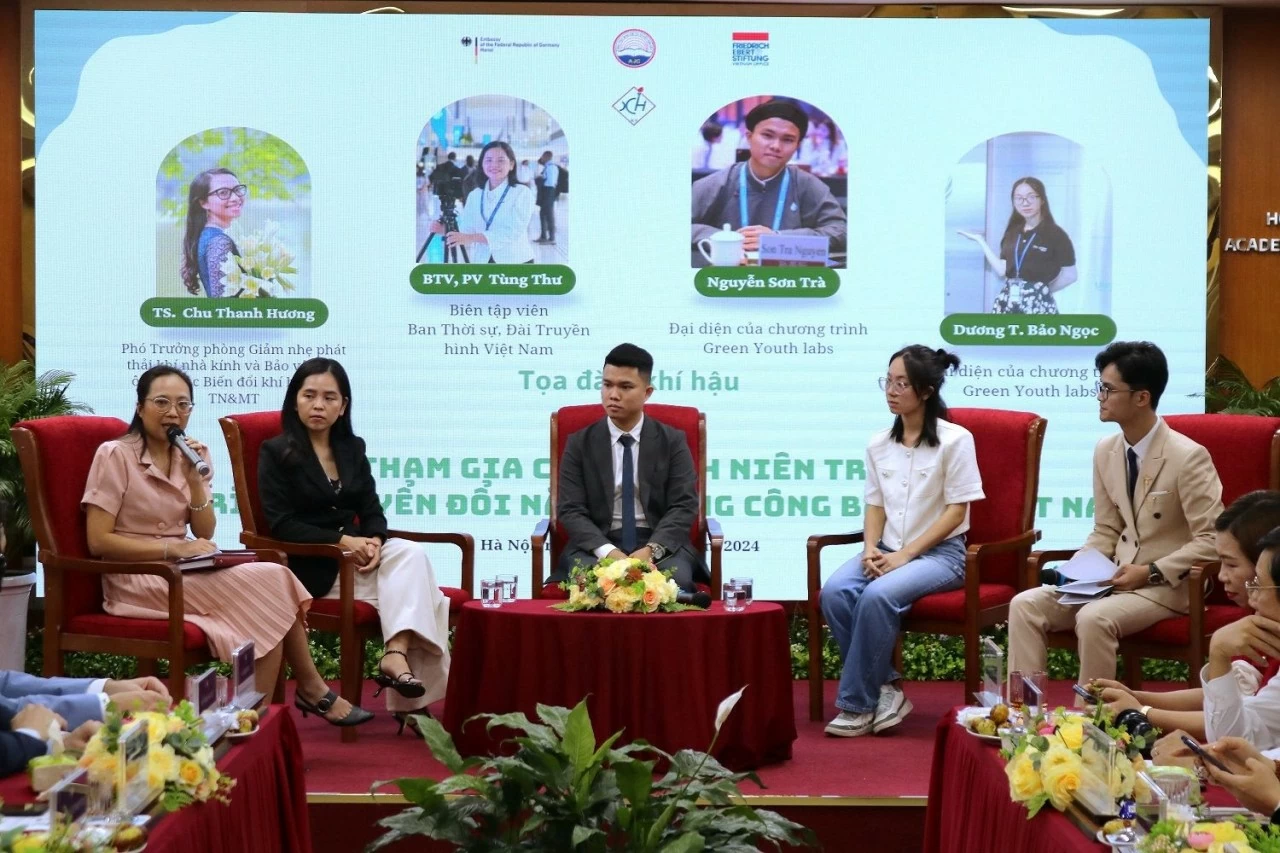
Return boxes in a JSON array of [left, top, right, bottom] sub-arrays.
[[729, 576, 754, 606], [497, 573, 518, 604], [480, 579, 502, 608], [1008, 670, 1025, 710], [722, 584, 746, 612]]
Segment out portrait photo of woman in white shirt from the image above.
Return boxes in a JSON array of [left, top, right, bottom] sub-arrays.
[[819, 344, 985, 739], [431, 140, 536, 264]]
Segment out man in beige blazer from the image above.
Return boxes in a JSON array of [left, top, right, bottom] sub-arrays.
[[1009, 341, 1223, 687]]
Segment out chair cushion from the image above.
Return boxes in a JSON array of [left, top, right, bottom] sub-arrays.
[[946, 408, 1043, 587], [1125, 604, 1249, 645], [1164, 414, 1280, 507], [441, 587, 471, 611], [220, 411, 282, 535], [904, 584, 1018, 622], [66, 614, 208, 650], [308, 598, 380, 624], [542, 582, 569, 600]]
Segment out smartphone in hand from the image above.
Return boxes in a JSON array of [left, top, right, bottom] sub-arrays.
[[1073, 683, 1098, 704], [1180, 734, 1231, 773]]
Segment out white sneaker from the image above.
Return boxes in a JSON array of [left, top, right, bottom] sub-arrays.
[[872, 684, 913, 733], [824, 710, 874, 738]]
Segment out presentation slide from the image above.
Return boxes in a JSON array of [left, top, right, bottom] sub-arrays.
[[34, 12, 1210, 599]]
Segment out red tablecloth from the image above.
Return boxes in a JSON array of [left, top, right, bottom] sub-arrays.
[[0, 705, 310, 853], [443, 600, 797, 770], [923, 711, 1107, 853]]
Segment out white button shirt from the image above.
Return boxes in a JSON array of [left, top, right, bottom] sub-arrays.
[[1203, 662, 1280, 747], [864, 419, 985, 551], [592, 415, 650, 559]]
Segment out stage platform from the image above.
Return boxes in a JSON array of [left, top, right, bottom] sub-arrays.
[[292, 677, 1097, 852]]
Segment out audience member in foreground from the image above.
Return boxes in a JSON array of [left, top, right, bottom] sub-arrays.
[[1098, 491, 1280, 740], [0, 670, 170, 729], [259, 358, 451, 732], [1009, 341, 1223, 688], [1201, 526, 1280, 747], [83, 364, 372, 727], [1, 703, 100, 777], [820, 345, 984, 738]]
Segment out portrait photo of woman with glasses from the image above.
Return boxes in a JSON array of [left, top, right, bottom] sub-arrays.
[[180, 168, 247, 297], [957, 175, 1077, 315], [817, 345, 984, 739], [156, 127, 311, 300]]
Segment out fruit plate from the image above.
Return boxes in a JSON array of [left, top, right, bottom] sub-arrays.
[[225, 726, 259, 742]]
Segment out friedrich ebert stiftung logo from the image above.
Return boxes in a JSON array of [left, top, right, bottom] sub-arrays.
[[612, 29, 656, 68]]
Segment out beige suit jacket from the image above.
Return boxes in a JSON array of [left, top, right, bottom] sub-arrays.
[[1081, 418, 1223, 613]]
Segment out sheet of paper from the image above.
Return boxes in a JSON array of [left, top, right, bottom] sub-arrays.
[[1056, 548, 1117, 582], [1056, 578, 1113, 596]]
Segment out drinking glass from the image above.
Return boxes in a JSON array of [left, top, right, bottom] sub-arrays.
[[1030, 670, 1048, 703], [722, 585, 746, 613], [480, 579, 502, 608], [216, 675, 229, 709], [729, 577, 754, 606], [497, 573, 518, 604], [1007, 670, 1025, 709]]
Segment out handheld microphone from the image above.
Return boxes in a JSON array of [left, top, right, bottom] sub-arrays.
[[676, 590, 712, 608], [166, 427, 211, 478]]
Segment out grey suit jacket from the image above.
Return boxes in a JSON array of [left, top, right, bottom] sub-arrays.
[[0, 671, 103, 730], [557, 415, 699, 558], [1082, 419, 1224, 613]]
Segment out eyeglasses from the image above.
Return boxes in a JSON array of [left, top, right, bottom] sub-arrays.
[[206, 184, 248, 201], [1094, 382, 1140, 400], [1013, 193, 1040, 205], [878, 377, 912, 394], [1245, 578, 1280, 594], [146, 396, 194, 413]]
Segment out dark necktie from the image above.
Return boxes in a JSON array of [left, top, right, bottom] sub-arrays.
[[1126, 448, 1139, 504], [619, 434, 637, 554]]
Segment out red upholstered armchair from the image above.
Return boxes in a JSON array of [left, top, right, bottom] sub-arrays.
[[1036, 413, 1280, 687], [807, 408, 1046, 721], [220, 412, 475, 741], [14, 416, 224, 700], [530, 404, 723, 599]]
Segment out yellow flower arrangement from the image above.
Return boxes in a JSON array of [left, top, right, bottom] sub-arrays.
[[556, 557, 693, 614], [78, 700, 234, 812], [1040, 744, 1083, 811], [1005, 747, 1043, 802]]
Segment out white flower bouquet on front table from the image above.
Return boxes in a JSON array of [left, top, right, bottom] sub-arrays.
[[219, 220, 297, 298], [555, 556, 701, 613]]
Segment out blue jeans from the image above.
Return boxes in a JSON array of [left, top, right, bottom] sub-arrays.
[[819, 536, 967, 713]]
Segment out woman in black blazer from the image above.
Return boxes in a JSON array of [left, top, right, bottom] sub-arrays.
[[258, 358, 450, 729]]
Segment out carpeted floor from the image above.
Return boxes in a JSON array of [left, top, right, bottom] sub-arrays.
[[290, 678, 1099, 799]]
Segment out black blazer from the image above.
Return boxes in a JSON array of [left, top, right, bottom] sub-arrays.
[[0, 705, 47, 777], [556, 416, 699, 558], [258, 433, 389, 598]]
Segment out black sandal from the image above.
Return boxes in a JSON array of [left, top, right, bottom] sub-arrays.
[[294, 689, 374, 727], [373, 649, 427, 699], [393, 709, 433, 736]]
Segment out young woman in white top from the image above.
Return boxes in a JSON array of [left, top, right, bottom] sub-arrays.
[[820, 345, 985, 737], [432, 140, 536, 264]]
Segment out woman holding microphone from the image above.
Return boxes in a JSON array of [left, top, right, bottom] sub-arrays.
[[819, 345, 984, 738]]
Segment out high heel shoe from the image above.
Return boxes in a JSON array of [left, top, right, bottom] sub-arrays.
[[393, 708, 433, 736], [295, 689, 374, 727], [373, 649, 427, 699]]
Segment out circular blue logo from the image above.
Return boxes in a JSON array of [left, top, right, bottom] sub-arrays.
[[613, 29, 656, 68]]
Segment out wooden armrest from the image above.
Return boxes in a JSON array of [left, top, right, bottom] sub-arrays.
[[1029, 548, 1076, 569], [240, 532, 354, 562], [969, 529, 1041, 560], [806, 531, 865, 597], [387, 529, 475, 594], [706, 518, 724, 598], [706, 518, 723, 540], [530, 518, 550, 598], [531, 518, 549, 542], [44, 553, 180, 581]]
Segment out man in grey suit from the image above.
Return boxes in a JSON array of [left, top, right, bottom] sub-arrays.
[[552, 344, 706, 591], [0, 671, 170, 729]]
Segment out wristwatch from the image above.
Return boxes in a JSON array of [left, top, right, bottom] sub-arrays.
[[649, 542, 668, 562], [1147, 563, 1165, 586]]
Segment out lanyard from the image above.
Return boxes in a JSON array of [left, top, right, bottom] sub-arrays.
[[739, 165, 790, 232], [480, 183, 512, 231], [1013, 231, 1038, 279]]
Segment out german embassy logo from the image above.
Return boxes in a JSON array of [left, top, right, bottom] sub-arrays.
[[613, 29, 656, 68]]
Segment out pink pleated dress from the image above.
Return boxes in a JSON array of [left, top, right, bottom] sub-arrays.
[[81, 438, 311, 661]]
